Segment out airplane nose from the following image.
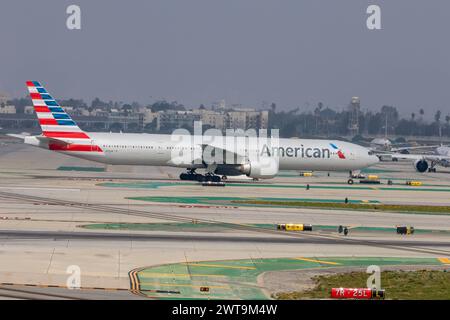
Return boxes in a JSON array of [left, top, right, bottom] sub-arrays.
[[369, 155, 380, 166]]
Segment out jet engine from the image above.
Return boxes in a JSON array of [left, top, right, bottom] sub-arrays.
[[414, 159, 428, 173], [239, 159, 279, 179]]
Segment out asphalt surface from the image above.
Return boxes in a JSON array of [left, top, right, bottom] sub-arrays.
[[0, 229, 449, 247]]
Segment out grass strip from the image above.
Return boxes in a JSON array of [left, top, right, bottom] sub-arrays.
[[232, 200, 450, 214], [274, 270, 450, 300]]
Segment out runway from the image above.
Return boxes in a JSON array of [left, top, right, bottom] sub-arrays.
[[1, 228, 449, 246]]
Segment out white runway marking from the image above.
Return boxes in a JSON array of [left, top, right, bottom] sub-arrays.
[[0, 187, 80, 192]]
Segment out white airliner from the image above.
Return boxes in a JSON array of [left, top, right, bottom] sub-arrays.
[[369, 137, 437, 153], [9, 81, 379, 182], [390, 145, 450, 173]]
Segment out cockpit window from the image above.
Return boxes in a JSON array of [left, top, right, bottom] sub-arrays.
[[368, 151, 374, 156]]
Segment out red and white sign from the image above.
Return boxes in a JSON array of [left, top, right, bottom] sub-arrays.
[[331, 288, 373, 299]]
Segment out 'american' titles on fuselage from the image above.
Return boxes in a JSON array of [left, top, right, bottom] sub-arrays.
[[261, 145, 330, 158]]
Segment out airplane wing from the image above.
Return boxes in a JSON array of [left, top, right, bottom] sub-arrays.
[[35, 135, 72, 145], [391, 145, 443, 153], [391, 153, 450, 163], [390, 153, 425, 160], [370, 143, 445, 154], [166, 142, 247, 167], [200, 143, 247, 164], [200, 141, 279, 164], [6, 133, 29, 140]]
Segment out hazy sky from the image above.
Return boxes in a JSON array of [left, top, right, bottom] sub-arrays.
[[1, 0, 449, 118]]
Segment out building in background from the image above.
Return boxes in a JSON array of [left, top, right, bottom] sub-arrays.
[[0, 104, 16, 114], [0, 94, 269, 133], [157, 110, 201, 131], [193, 109, 225, 130], [0, 93, 15, 114], [0, 93, 8, 106]]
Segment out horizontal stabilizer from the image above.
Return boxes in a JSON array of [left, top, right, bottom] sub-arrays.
[[6, 133, 29, 140], [35, 136, 71, 145]]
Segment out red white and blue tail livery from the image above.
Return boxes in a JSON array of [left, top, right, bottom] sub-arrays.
[[26, 81, 103, 153], [26, 81, 90, 139]]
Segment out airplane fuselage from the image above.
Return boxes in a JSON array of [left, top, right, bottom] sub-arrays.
[[25, 132, 379, 172]]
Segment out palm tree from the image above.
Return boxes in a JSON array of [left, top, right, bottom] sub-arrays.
[[417, 109, 425, 136], [410, 112, 416, 136], [270, 103, 277, 113], [435, 110, 442, 138], [435, 110, 442, 123]]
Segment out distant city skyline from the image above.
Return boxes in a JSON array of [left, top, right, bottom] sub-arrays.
[[1, 0, 449, 120]]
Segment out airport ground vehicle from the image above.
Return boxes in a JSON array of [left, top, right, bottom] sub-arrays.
[[396, 226, 415, 235]]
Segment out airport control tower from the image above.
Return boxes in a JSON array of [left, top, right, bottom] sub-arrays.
[[348, 96, 360, 136]]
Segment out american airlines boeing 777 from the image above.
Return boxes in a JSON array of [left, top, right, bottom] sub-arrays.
[[10, 81, 379, 182]]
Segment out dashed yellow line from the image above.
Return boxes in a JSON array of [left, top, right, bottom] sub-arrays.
[[182, 263, 256, 270], [438, 257, 450, 264], [140, 282, 230, 289], [294, 257, 341, 265]]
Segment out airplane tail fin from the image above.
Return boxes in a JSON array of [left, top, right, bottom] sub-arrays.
[[26, 81, 90, 140]]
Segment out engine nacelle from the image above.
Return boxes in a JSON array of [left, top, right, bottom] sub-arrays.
[[239, 159, 279, 179], [414, 159, 428, 173]]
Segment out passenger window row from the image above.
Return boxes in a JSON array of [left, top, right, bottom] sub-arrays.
[[101, 145, 195, 150]]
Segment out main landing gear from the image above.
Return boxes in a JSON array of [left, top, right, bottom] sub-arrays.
[[428, 162, 437, 173], [179, 170, 222, 182]]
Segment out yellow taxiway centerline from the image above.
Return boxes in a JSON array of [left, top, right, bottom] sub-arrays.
[[294, 257, 341, 265], [140, 273, 226, 278], [139, 282, 230, 289], [182, 263, 256, 270]]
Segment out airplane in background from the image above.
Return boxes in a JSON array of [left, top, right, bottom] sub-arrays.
[[367, 135, 447, 168], [390, 145, 450, 173], [367, 129, 450, 172], [368, 115, 441, 155], [369, 137, 439, 154], [9, 81, 379, 182]]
